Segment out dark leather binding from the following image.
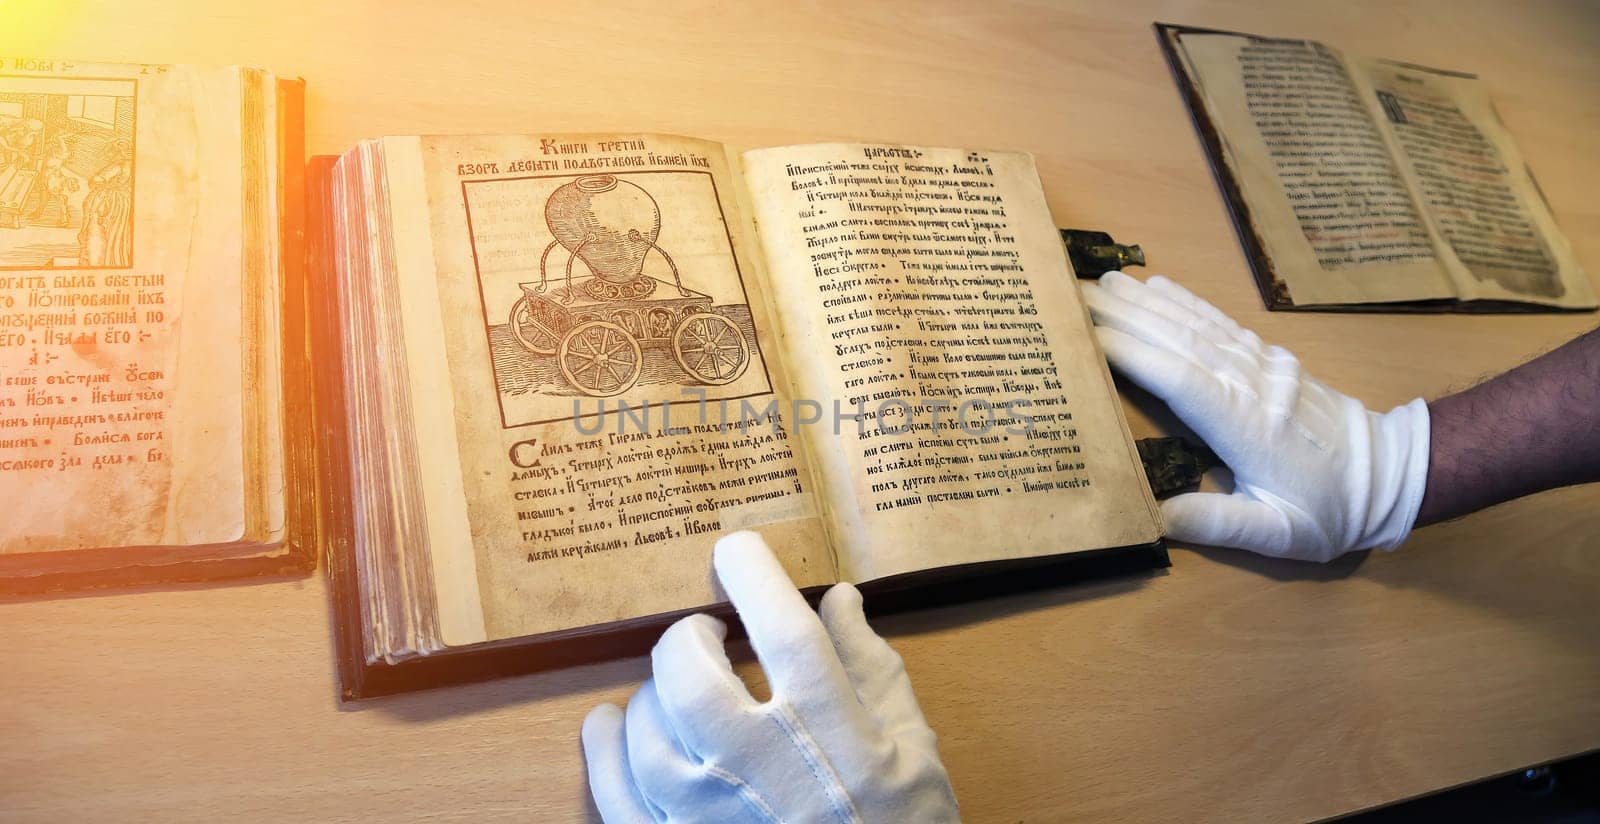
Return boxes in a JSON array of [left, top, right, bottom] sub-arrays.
[[1155, 22, 1295, 311]]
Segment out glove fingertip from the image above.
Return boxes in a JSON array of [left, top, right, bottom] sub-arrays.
[[654, 612, 727, 661], [1098, 269, 1138, 289], [712, 529, 768, 571], [819, 579, 864, 612], [1079, 279, 1106, 306], [1157, 493, 1210, 535], [1145, 273, 1179, 291], [818, 581, 868, 633], [820, 583, 909, 682], [581, 702, 625, 750], [711, 530, 807, 608]]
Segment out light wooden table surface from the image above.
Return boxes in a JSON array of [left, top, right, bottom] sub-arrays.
[[5, 1, 1599, 821]]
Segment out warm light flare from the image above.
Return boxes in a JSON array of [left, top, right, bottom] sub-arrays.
[[1, 1, 91, 57]]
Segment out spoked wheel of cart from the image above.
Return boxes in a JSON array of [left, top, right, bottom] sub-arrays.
[[672, 312, 750, 385], [558, 320, 642, 396], [508, 295, 560, 355]]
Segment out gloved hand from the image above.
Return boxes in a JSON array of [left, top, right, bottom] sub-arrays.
[[1082, 272, 1431, 562], [581, 531, 960, 823]]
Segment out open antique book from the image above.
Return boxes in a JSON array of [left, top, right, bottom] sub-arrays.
[[311, 134, 1166, 697], [1158, 24, 1596, 312], [0, 60, 313, 593]]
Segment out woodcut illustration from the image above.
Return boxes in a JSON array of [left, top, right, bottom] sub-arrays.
[[0, 76, 136, 268], [465, 170, 772, 427]]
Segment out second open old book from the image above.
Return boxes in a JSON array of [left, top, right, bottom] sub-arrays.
[[311, 134, 1166, 698], [0, 59, 312, 594], [1158, 24, 1596, 312]]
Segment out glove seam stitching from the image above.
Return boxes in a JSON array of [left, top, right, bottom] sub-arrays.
[[701, 762, 784, 823], [768, 703, 864, 824]]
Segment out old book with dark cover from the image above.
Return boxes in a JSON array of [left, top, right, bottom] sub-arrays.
[[1157, 23, 1596, 312], [305, 135, 1168, 699], [0, 61, 315, 594]]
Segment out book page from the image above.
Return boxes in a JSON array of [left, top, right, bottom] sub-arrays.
[[1352, 58, 1596, 309], [742, 143, 1162, 583], [391, 133, 834, 643], [0, 61, 249, 553], [1177, 33, 1458, 306]]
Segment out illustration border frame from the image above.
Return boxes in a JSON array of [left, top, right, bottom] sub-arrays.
[[0, 73, 139, 271], [461, 168, 777, 429]]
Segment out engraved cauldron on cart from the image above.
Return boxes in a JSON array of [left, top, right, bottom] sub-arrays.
[[507, 174, 751, 397]]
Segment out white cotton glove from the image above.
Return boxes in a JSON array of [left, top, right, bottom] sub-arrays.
[[581, 531, 960, 823], [1082, 272, 1431, 562]]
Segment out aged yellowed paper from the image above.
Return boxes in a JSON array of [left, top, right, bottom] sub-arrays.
[[742, 143, 1162, 581], [1352, 58, 1596, 309], [0, 62, 252, 553], [1178, 34, 1458, 306], [398, 133, 834, 641]]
